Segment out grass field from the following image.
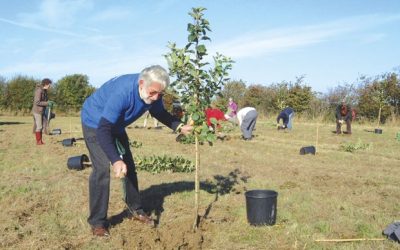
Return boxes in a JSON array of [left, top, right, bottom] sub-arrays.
[[0, 115, 399, 249]]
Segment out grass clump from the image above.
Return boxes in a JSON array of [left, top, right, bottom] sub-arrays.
[[339, 139, 371, 153]]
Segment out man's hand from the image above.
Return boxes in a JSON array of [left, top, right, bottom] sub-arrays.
[[180, 124, 193, 135], [339, 120, 344, 124], [112, 160, 127, 178], [48, 101, 55, 108]]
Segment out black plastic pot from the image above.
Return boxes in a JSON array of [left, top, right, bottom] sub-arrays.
[[375, 128, 383, 134], [67, 154, 90, 170], [245, 190, 278, 226], [62, 138, 76, 147], [51, 128, 62, 135], [300, 146, 316, 155]]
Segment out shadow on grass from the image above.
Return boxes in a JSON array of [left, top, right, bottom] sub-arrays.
[[0, 121, 26, 125], [331, 130, 352, 134], [109, 169, 249, 227]]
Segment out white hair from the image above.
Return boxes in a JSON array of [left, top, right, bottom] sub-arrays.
[[139, 65, 170, 89]]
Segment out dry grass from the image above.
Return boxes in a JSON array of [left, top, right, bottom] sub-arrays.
[[0, 115, 400, 249]]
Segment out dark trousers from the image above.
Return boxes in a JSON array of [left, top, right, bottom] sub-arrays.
[[82, 123, 142, 228], [336, 119, 352, 134]]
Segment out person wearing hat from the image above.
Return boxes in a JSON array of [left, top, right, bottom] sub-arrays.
[[335, 99, 352, 134], [32, 78, 54, 145]]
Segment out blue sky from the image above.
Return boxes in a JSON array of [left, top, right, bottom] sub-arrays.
[[0, 0, 399, 93]]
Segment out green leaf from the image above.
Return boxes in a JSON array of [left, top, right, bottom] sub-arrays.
[[206, 133, 216, 142], [192, 113, 200, 121], [196, 45, 206, 53]]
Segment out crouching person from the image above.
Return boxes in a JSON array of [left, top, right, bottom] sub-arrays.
[[236, 107, 258, 140], [336, 100, 352, 134], [277, 107, 294, 130], [80, 65, 192, 237]]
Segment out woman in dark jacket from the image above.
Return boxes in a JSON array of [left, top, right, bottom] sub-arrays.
[[32, 78, 52, 145]]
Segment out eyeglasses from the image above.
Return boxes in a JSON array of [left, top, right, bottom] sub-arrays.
[[148, 90, 165, 97]]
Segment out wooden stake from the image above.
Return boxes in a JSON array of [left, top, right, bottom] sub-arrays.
[[70, 116, 72, 135], [193, 135, 200, 230], [315, 123, 319, 154], [315, 238, 385, 242]]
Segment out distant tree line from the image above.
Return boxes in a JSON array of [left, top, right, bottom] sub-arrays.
[[215, 71, 400, 124], [0, 71, 399, 124], [0, 74, 95, 115]]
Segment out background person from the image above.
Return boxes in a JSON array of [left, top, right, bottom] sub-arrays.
[[336, 100, 352, 134], [236, 107, 258, 140], [142, 110, 159, 128], [276, 107, 294, 130], [205, 106, 226, 130], [226, 97, 238, 118], [80, 65, 192, 237], [32, 78, 54, 145]]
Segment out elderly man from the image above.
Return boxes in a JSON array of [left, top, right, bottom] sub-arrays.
[[81, 65, 192, 237], [335, 100, 352, 134]]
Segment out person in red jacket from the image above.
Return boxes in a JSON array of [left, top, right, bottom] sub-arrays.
[[205, 107, 226, 130]]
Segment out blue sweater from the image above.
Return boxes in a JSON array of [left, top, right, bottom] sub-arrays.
[[81, 74, 180, 164]]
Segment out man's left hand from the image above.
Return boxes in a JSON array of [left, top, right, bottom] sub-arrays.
[[180, 124, 193, 135]]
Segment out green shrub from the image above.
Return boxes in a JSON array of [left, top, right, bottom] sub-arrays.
[[134, 155, 194, 174], [339, 139, 371, 153]]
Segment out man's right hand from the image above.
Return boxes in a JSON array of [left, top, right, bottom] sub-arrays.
[[112, 160, 127, 178]]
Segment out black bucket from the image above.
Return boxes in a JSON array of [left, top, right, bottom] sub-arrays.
[[245, 190, 278, 226], [62, 138, 76, 147], [300, 146, 316, 155], [67, 154, 89, 171], [375, 128, 383, 134], [51, 128, 62, 135]]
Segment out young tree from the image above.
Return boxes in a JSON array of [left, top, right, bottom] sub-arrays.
[[219, 80, 247, 107], [165, 7, 233, 229], [371, 80, 391, 127], [270, 81, 290, 111]]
